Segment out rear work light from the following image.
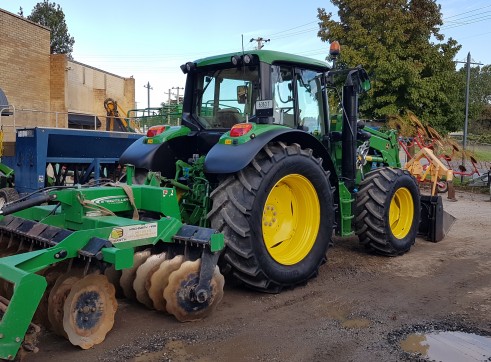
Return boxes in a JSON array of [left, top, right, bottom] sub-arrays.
[[230, 123, 253, 137], [146, 125, 168, 137]]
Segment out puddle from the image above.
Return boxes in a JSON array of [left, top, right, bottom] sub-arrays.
[[323, 308, 371, 329], [400, 331, 491, 361]]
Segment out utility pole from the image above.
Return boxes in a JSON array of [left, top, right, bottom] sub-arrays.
[[164, 89, 172, 104], [250, 37, 270, 50], [172, 87, 184, 104], [144, 82, 153, 116], [455, 53, 482, 183], [163, 89, 175, 123]]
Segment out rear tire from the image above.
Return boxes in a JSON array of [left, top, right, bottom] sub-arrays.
[[208, 141, 334, 293], [0, 187, 19, 209], [355, 167, 420, 256]]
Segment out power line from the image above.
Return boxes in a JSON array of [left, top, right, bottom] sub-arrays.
[[442, 13, 491, 29], [271, 27, 319, 41], [444, 10, 491, 24], [443, 4, 491, 20], [264, 20, 318, 38]]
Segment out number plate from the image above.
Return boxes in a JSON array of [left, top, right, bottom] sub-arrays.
[[256, 100, 273, 117], [256, 100, 273, 110]]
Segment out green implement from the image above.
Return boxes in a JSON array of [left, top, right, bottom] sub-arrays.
[[0, 169, 224, 359]]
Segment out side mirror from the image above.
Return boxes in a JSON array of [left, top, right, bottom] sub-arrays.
[[358, 69, 371, 92], [237, 85, 248, 104]]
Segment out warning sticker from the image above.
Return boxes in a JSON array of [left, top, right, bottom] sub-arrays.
[[108, 223, 158, 243]]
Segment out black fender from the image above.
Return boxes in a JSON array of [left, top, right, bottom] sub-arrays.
[[119, 137, 177, 177], [204, 128, 338, 186]]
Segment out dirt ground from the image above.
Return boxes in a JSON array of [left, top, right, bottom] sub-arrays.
[[26, 189, 491, 362]]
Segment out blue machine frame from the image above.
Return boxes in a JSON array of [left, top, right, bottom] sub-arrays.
[[9, 127, 142, 193]]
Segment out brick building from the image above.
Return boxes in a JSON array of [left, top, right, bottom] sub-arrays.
[[0, 8, 135, 151]]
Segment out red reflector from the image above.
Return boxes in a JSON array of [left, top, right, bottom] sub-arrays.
[[230, 123, 253, 137], [146, 125, 168, 137]]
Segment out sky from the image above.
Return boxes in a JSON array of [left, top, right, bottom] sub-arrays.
[[2, 0, 491, 111]]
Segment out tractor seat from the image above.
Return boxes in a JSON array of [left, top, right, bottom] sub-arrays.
[[216, 109, 241, 128]]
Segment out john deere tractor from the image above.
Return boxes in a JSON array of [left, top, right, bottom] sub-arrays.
[[0, 49, 444, 359], [120, 49, 432, 290]]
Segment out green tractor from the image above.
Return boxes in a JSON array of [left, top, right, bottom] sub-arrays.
[[0, 49, 444, 359], [120, 50, 427, 291]]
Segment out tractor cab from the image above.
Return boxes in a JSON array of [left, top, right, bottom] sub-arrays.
[[180, 51, 330, 138]]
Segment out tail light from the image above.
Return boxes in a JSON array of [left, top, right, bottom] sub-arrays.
[[146, 125, 168, 137], [230, 123, 253, 137]]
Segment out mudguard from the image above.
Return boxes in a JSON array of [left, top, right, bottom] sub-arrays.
[[119, 126, 192, 177], [119, 137, 177, 177], [204, 128, 337, 184]]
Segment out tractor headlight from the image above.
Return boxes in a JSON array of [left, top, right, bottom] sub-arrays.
[[180, 62, 196, 74], [231, 55, 242, 66], [243, 54, 252, 64]]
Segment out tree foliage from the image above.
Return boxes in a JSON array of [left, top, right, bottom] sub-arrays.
[[318, 0, 463, 132], [27, 1, 75, 57], [460, 65, 491, 132], [460, 65, 491, 119]]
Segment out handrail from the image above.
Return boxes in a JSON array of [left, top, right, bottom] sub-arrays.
[[0, 104, 16, 131]]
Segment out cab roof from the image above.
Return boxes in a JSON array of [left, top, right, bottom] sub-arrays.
[[194, 50, 330, 71]]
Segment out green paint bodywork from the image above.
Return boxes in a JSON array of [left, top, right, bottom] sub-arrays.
[[144, 125, 191, 145], [365, 127, 401, 168], [338, 182, 355, 237], [218, 122, 286, 145], [0, 163, 14, 179], [194, 50, 329, 70]]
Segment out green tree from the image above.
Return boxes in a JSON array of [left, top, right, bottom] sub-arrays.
[[461, 65, 491, 132], [318, 0, 463, 132], [27, 1, 75, 57]]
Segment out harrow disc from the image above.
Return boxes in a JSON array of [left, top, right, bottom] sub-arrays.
[[63, 274, 117, 349], [147, 255, 183, 312], [48, 274, 81, 337], [164, 259, 225, 322], [120, 249, 151, 300], [133, 252, 166, 309], [104, 265, 123, 298], [34, 265, 66, 327]]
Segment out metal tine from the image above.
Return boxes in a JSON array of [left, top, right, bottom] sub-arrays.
[[83, 258, 92, 276], [7, 233, 14, 249], [16, 238, 25, 253], [67, 258, 74, 273]]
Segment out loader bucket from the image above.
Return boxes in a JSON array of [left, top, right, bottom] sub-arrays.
[[418, 195, 456, 242]]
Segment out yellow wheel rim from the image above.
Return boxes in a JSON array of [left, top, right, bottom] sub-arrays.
[[262, 174, 320, 265], [389, 187, 414, 239]]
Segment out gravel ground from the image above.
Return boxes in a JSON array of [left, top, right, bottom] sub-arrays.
[[25, 189, 491, 362]]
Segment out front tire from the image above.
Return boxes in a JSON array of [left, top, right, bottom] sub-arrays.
[[208, 142, 334, 293], [355, 167, 420, 256]]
